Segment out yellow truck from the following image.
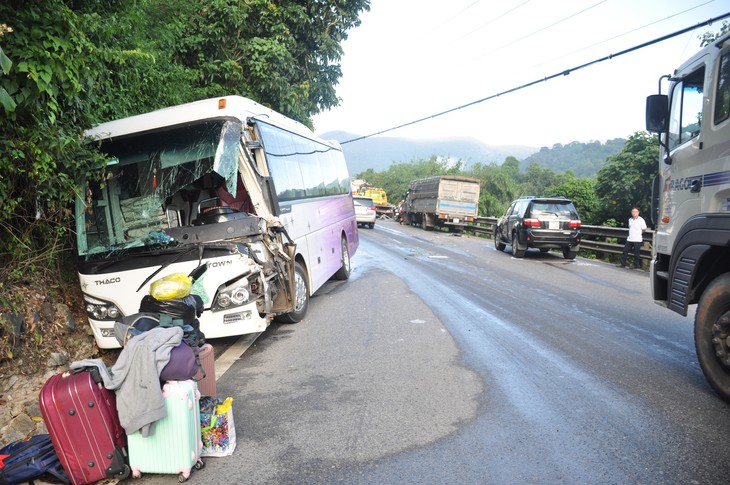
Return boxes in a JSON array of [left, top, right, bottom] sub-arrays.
[[358, 186, 394, 218]]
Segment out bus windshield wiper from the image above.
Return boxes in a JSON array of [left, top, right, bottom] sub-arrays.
[[136, 245, 199, 293]]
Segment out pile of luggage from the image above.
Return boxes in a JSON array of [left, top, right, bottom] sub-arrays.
[[0, 270, 234, 485]]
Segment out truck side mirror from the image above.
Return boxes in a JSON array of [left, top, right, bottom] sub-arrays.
[[646, 94, 669, 133]]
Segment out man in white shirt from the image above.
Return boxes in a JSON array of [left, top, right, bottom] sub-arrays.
[[618, 207, 647, 269]]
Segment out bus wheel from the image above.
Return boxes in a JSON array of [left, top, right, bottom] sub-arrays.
[[334, 237, 351, 280], [695, 273, 730, 403], [277, 262, 309, 323]]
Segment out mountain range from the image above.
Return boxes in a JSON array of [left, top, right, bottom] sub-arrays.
[[319, 131, 538, 175]]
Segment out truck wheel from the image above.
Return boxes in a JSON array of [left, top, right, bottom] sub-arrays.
[[695, 272, 730, 402], [421, 216, 428, 230], [511, 232, 525, 258], [333, 236, 351, 280], [562, 247, 577, 260], [276, 262, 309, 323]]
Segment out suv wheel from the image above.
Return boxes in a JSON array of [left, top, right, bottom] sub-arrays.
[[494, 228, 506, 251], [562, 247, 577, 260], [511, 232, 526, 258]]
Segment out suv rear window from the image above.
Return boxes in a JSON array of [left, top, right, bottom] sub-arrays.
[[530, 201, 577, 218]]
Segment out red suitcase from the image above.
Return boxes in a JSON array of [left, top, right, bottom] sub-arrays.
[[193, 343, 216, 397], [39, 369, 130, 485]]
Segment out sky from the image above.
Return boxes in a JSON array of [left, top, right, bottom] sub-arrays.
[[312, 0, 730, 149]]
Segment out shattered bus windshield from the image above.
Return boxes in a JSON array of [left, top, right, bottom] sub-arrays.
[[76, 120, 242, 257]]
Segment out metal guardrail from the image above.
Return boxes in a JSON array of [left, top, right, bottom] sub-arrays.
[[448, 216, 653, 261]]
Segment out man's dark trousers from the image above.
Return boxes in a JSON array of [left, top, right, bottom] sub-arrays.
[[621, 241, 642, 268]]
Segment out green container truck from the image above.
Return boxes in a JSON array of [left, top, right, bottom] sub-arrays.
[[402, 175, 480, 231]]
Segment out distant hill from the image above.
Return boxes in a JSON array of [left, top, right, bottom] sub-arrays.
[[521, 139, 626, 178], [319, 131, 538, 175]]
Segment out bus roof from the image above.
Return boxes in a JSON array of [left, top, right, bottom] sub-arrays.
[[84, 95, 330, 146]]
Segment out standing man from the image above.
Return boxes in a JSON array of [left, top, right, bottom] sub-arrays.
[[618, 207, 647, 269]]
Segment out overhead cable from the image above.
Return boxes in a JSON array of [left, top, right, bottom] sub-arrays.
[[532, 0, 716, 69], [341, 12, 730, 145], [469, 0, 608, 63], [447, 0, 531, 47]]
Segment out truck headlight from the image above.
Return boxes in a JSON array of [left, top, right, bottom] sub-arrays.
[[83, 295, 122, 321]]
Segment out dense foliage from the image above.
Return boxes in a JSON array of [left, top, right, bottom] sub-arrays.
[[0, 0, 370, 278], [594, 132, 658, 225], [521, 139, 625, 178]]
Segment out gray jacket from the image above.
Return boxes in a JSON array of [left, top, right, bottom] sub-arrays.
[[70, 326, 183, 436]]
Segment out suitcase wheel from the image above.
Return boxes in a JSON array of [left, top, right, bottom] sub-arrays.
[[178, 472, 189, 483], [194, 459, 205, 470], [116, 464, 131, 480]]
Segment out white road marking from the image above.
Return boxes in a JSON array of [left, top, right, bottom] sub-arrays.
[[215, 332, 262, 379]]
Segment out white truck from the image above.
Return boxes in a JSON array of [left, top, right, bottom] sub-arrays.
[[402, 175, 480, 231], [645, 31, 730, 401]]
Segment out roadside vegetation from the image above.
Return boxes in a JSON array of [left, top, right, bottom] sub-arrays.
[[357, 131, 658, 227], [0, 0, 370, 365]]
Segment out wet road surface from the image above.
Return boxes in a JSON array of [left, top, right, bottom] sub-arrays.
[[132, 220, 730, 484]]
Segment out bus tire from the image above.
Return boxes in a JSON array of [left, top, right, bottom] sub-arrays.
[[333, 236, 351, 281], [276, 262, 309, 323], [695, 272, 730, 403]]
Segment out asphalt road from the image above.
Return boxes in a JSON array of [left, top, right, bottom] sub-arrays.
[[131, 219, 730, 485]]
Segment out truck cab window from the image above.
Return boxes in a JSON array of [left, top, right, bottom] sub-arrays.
[[668, 67, 704, 151], [715, 52, 730, 125]]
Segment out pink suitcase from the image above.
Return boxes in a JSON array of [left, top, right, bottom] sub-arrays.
[[39, 369, 130, 485], [194, 343, 216, 396]]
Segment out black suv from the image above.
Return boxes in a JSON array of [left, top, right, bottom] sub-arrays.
[[494, 197, 581, 259]]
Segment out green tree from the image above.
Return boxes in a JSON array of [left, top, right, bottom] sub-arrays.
[[594, 132, 658, 226], [0, 0, 370, 277], [546, 177, 599, 224], [520, 162, 567, 197], [699, 21, 729, 47], [465, 160, 519, 216], [356, 156, 459, 204], [173, 0, 369, 125]]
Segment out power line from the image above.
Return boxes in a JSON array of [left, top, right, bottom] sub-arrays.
[[531, 0, 717, 69], [341, 12, 730, 146], [446, 0, 531, 48], [468, 0, 608, 64], [435, 0, 483, 30]]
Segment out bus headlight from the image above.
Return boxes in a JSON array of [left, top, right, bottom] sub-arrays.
[[83, 295, 122, 321], [212, 282, 251, 312]]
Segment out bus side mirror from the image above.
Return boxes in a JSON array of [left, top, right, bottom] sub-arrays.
[[646, 94, 668, 133]]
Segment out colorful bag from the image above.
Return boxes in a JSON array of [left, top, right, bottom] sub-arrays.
[[200, 397, 236, 457], [0, 434, 69, 485]]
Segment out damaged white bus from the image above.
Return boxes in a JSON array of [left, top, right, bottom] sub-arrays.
[[76, 96, 358, 349]]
